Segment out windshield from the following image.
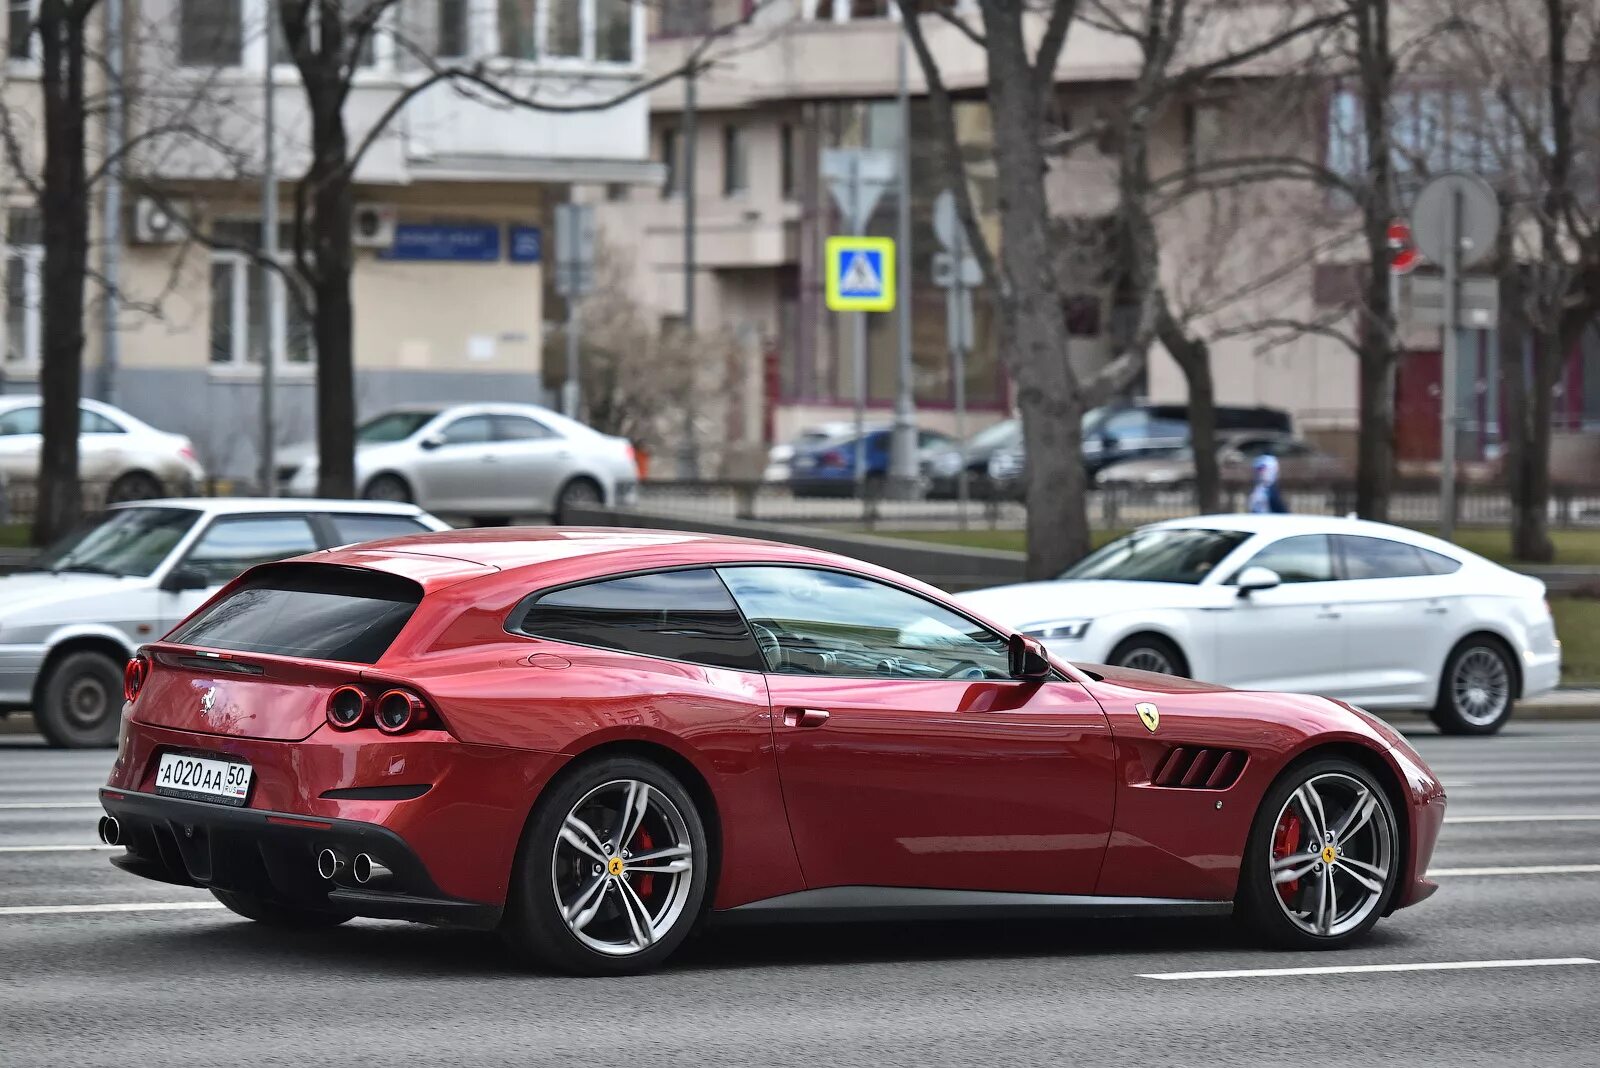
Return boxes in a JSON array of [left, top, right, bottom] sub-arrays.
[[357, 410, 438, 444], [1060, 527, 1252, 584], [967, 419, 1020, 452], [33, 507, 199, 578]]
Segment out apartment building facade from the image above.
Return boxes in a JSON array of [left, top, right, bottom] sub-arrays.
[[2, 0, 658, 480], [595, 1, 1600, 470]]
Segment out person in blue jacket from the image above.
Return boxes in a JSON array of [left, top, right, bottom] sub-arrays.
[[1248, 454, 1289, 514]]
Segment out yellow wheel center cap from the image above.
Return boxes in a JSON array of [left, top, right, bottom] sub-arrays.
[[1321, 845, 1337, 865], [607, 856, 626, 877]]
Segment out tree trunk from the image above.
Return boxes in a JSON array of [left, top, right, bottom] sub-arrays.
[[1353, 0, 1396, 523], [31, 1, 94, 546], [1157, 304, 1219, 513], [983, 2, 1091, 577], [305, 91, 357, 498]]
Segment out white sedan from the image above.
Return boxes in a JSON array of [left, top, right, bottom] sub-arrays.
[[0, 396, 205, 502], [283, 402, 639, 522], [959, 514, 1561, 734]]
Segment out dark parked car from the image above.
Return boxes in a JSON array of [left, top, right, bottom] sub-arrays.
[[988, 404, 1293, 499], [790, 427, 956, 498], [923, 419, 1022, 499]]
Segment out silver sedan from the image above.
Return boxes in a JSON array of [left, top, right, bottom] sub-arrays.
[[282, 403, 639, 521], [0, 396, 206, 503]]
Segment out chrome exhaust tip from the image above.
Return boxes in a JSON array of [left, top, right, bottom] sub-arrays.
[[351, 853, 389, 885], [97, 815, 120, 846], [316, 848, 346, 881]]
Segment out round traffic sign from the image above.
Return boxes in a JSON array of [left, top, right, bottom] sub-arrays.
[[1409, 173, 1500, 268]]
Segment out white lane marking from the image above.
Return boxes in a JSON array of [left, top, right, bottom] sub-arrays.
[[1142, 958, 1600, 981], [1446, 814, 1600, 824], [0, 844, 118, 853], [0, 901, 222, 916], [0, 802, 103, 810], [1431, 864, 1600, 877]]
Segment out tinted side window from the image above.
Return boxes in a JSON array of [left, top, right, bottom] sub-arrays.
[[1337, 535, 1431, 580], [439, 415, 493, 445], [1421, 548, 1463, 575], [719, 566, 1011, 680], [0, 406, 40, 435], [517, 569, 765, 672], [496, 415, 556, 441], [182, 515, 319, 585], [1240, 534, 1335, 584], [80, 410, 124, 433], [327, 514, 429, 545]]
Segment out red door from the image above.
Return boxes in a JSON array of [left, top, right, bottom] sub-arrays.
[[765, 674, 1115, 895], [1395, 349, 1442, 461]]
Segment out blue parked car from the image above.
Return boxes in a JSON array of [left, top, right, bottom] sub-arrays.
[[789, 426, 956, 498]]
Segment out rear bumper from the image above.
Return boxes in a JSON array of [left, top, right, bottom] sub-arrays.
[[1521, 646, 1561, 700], [100, 788, 502, 929]]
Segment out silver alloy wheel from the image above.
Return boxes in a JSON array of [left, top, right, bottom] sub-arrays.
[[64, 675, 111, 730], [559, 480, 603, 509], [551, 778, 695, 957], [1452, 646, 1511, 727], [1118, 646, 1175, 675], [1268, 772, 1395, 938]]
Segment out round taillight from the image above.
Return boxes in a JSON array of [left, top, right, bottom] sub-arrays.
[[326, 686, 369, 730], [374, 689, 425, 735], [122, 656, 149, 703]]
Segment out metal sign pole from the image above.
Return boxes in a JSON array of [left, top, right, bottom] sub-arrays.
[[951, 222, 970, 526], [1440, 187, 1462, 541], [850, 152, 867, 491], [563, 294, 581, 419]]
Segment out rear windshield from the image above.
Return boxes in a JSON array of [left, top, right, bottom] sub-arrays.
[[168, 564, 422, 664]]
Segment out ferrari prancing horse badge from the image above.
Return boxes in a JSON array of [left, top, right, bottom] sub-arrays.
[[1135, 702, 1160, 732]]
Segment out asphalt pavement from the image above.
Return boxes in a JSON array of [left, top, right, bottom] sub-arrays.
[[2, 723, 1598, 1067]]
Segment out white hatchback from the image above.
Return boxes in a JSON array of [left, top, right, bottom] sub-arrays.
[[959, 515, 1561, 734]]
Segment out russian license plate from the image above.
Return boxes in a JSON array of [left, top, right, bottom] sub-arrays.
[[154, 753, 252, 806]]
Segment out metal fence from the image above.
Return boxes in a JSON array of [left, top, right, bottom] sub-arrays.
[[634, 479, 1600, 532]]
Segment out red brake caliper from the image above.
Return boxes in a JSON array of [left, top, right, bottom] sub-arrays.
[[635, 828, 655, 897], [1272, 812, 1303, 902]]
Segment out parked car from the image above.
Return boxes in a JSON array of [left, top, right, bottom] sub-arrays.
[[282, 403, 639, 522], [923, 418, 1021, 499], [1095, 433, 1349, 488], [0, 498, 449, 747], [988, 404, 1294, 498], [959, 514, 1560, 735], [0, 396, 205, 502], [789, 426, 956, 497], [101, 526, 1442, 974], [762, 422, 864, 482]]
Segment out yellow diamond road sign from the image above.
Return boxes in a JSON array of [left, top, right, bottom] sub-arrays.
[[825, 236, 896, 312]]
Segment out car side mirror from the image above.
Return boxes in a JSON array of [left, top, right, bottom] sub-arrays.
[[1235, 566, 1282, 597], [1008, 634, 1052, 681], [418, 434, 444, 451], [159, 566, 209, 593]]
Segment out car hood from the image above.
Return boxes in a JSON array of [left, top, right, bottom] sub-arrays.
[[0, 571, 136, 617], [957, 579, 1229, 628]]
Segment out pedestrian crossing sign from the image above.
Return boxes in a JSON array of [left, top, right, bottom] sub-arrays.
[[825, 236, 896, 312]]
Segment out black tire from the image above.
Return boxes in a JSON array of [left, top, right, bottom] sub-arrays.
[[1236, 756, 1401, 950], [554, 477, 604, 524], [107, 470, 164, 503], [209, 888, 353, 929], [36, 650, 124, 749], [1107, 633, 1189, 678], [1430, 637, 1516, 735], [502, 755, 710, 976], [361, 473, 413, 503]]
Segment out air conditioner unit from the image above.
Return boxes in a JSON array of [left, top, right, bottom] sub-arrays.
[[352, 203, 398, 248], [131, 196, 187, 244]]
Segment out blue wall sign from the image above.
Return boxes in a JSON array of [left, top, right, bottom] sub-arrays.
[[508, 225, 543, 264], [380, 223, 502, 262]]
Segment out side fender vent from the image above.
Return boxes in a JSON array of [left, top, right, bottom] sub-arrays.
[[1151, 746, 1247, 790]]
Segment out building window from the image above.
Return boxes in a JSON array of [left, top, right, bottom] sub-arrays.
[[180, 0, 243, 67], [780, 122, 797, 200], [546, 0, 582, 57], [436, 0, 470, 58], [605, 182, 630, 202], [8, 0, 32, 62], [722, 124, 747, 196], [498, 0, 537, 59], [660, 126, 679, 198], [209, 221, 314, 369], [595, 0, 633, 63], [656, 0, 710, 39], [4, 209, 41, 367]]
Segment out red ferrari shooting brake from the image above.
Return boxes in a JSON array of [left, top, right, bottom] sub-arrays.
[[100, 528, 1445, 974]]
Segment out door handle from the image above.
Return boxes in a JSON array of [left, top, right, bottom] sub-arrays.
[[782, 708, 830, 728], [1315, 609, 1342, 620], [1424, 604, 1448, 615], [482, 455, 498, 463]]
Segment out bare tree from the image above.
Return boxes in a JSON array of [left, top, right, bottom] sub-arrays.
[[1432, 0, 1600, 560]]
